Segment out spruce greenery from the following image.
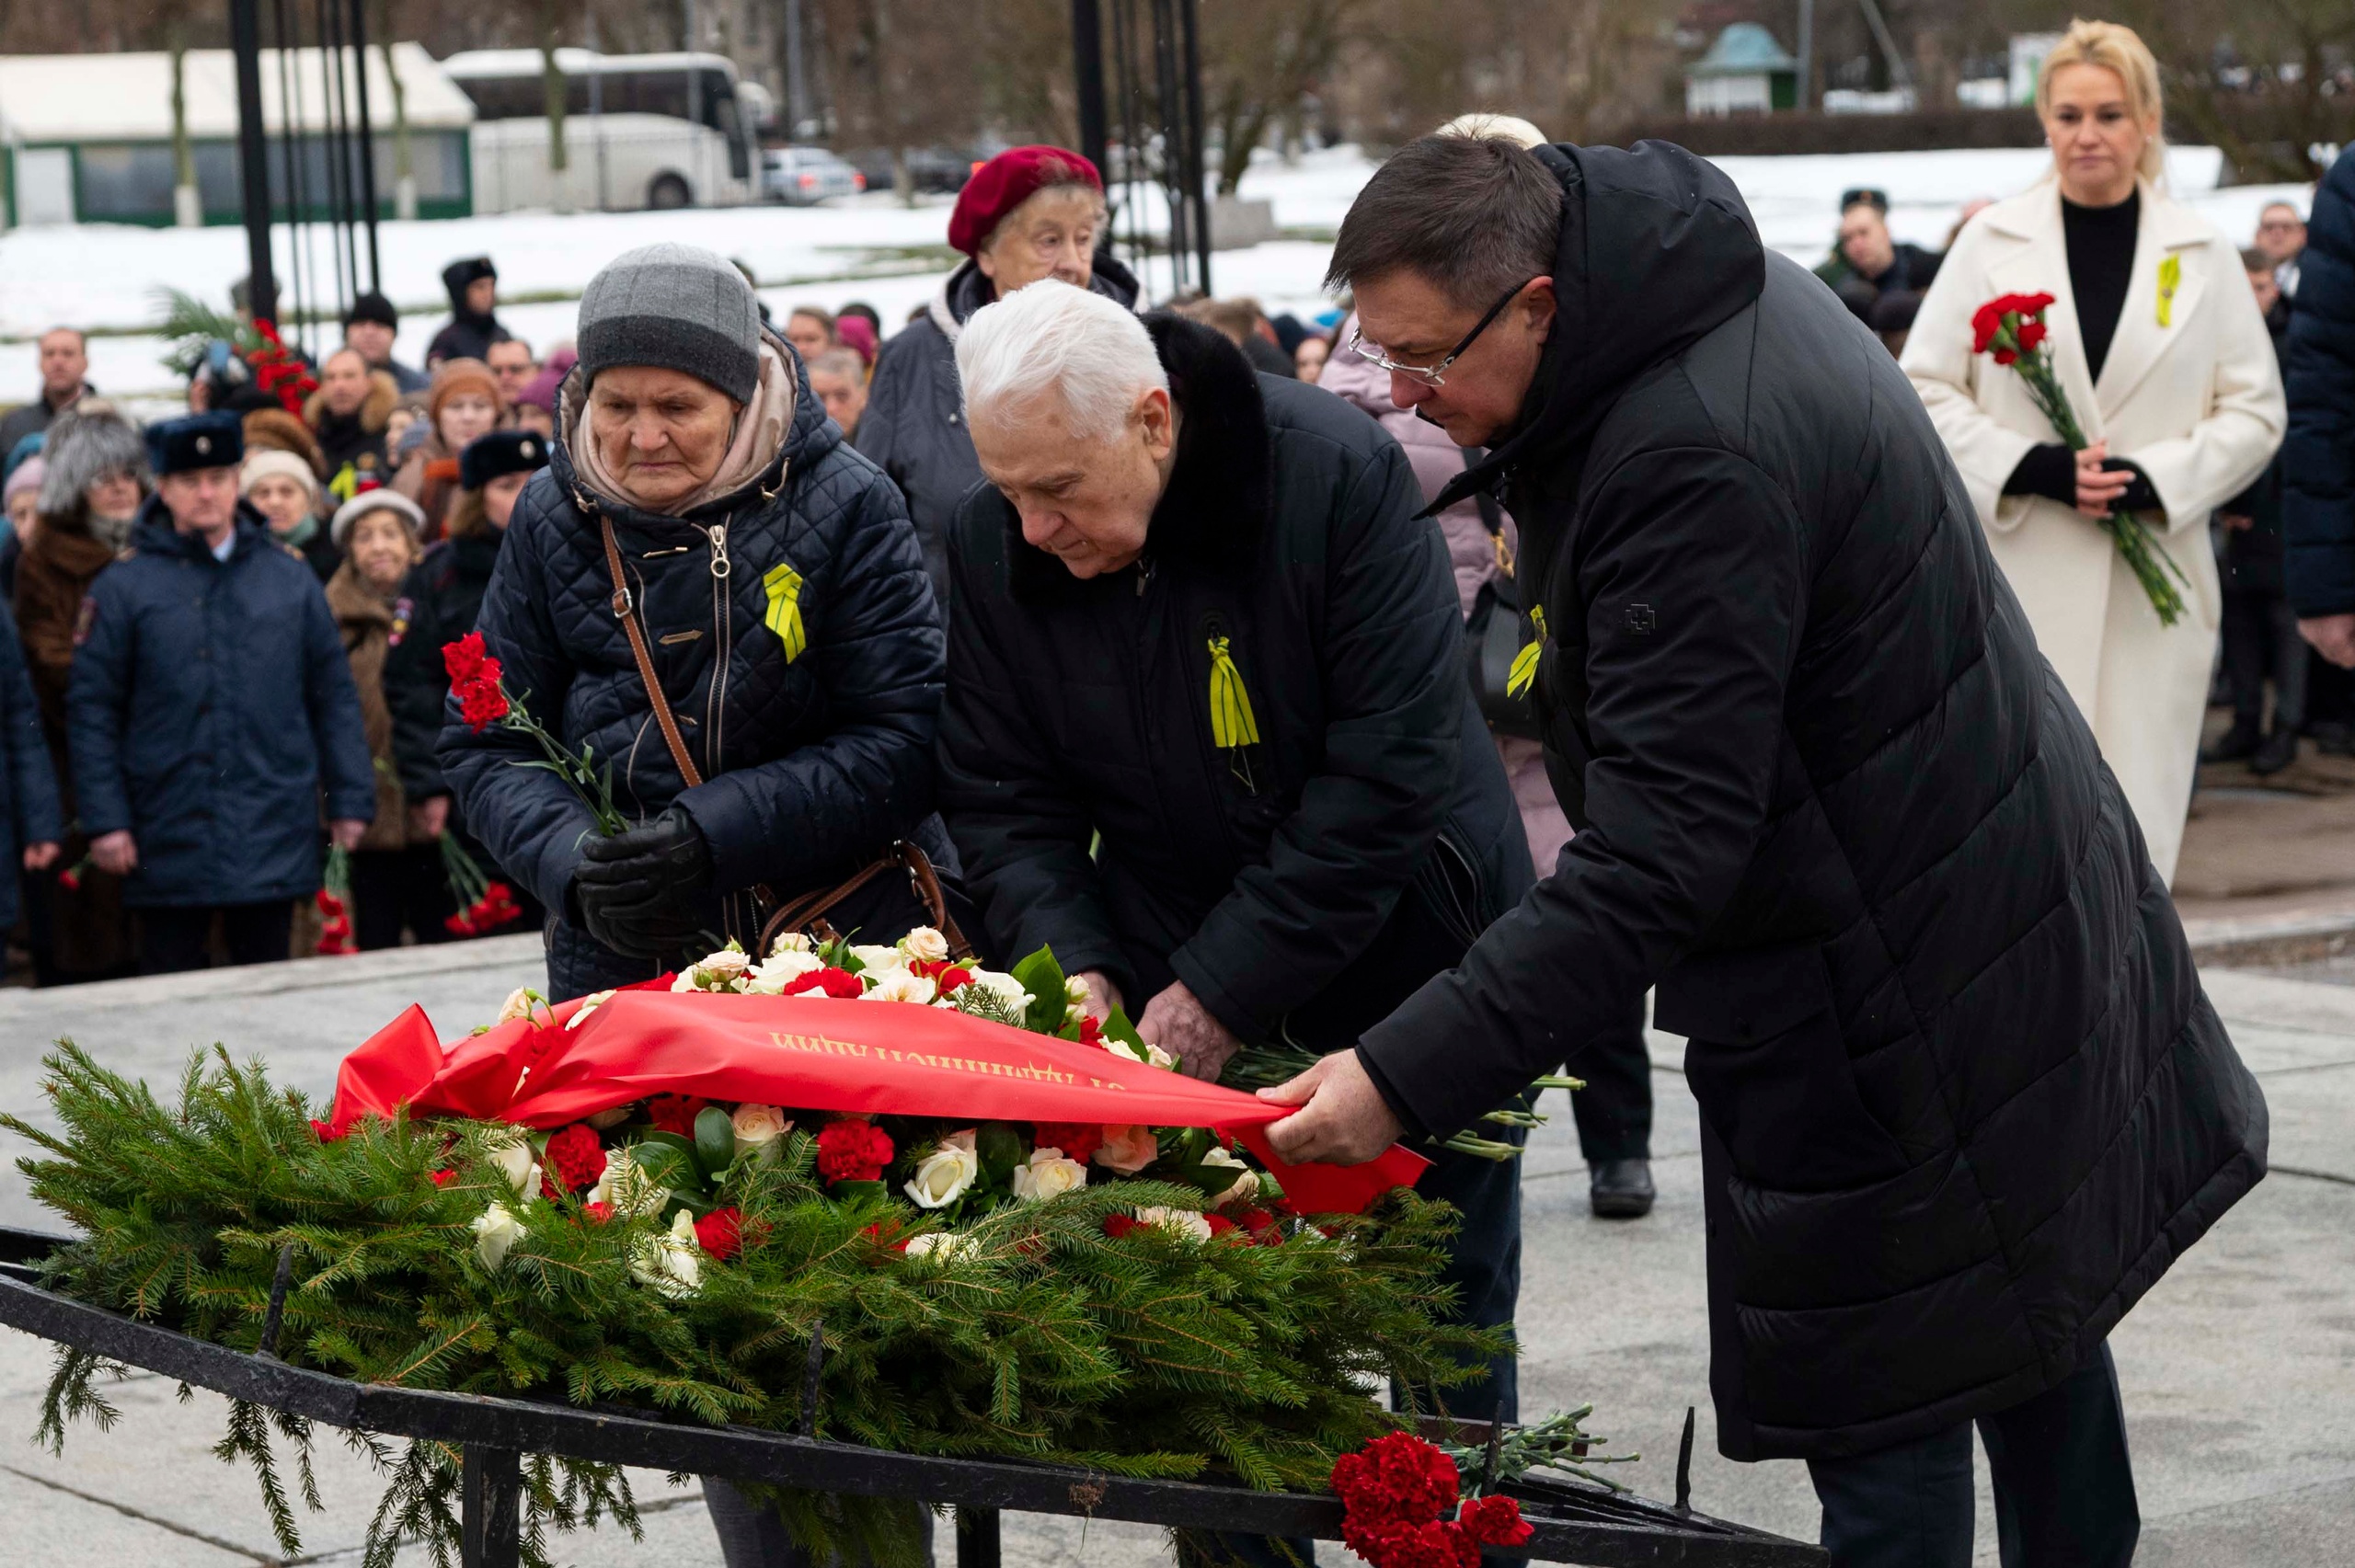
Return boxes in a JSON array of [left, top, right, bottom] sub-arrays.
[[6, 1043, 1495, 1567]]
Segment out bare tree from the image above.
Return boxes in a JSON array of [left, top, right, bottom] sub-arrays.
[[2108, 0, 2355, 179]]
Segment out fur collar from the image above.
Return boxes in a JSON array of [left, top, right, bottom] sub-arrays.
[[1005, 312, 1272, 601], [304, 371, 400, 435]]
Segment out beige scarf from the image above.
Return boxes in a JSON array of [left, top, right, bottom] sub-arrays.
[[572, 338, 795, 517]]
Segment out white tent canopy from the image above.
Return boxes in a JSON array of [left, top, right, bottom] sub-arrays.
[[0, 43, 472, 143]]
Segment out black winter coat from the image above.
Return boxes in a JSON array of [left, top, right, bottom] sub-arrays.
[[1358, 142, 2266, 1461], [67, 500, 375, 908], [2285, 146, 2355, 615], [856, 256, 1140, 608], [0, 595, 62, 928], [440, 339, 954, 1000], [386, 529, 504, 802], [941, 316, 1531, 1049]]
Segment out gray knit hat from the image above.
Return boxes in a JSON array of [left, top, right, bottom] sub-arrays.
[[38, 404, 147, 518], [575, 243, 762, 404]]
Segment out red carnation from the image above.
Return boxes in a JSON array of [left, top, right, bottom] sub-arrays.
[[457, 672, 510, 730], [1102, 1214, 1140, 1239], [1204, 1213, 1239, 1238], [694, 1207, 743, 1260], [442, 632, 488, 684], [781, 966, 864, 999], [583, 1201, 613, 1223], [2016, 321, 2048, 352], [1331, 1432, 1460, 1532], [1235, 1206, 1282, 1243], [1455, 1495, 1533, 1549], [1074, 1013, 1104, 1047], [311, 1117, 349, 1142], [647, 1094, 712, 1138], [429, 1168, 456, 1186], [1032, 1122, 1104, 1162], [816, 1117, 894, 1183], [542, 1123, 608, 1195]]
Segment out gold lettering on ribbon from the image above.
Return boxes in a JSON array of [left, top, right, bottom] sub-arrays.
[[764, 1032, 1122, 1089]]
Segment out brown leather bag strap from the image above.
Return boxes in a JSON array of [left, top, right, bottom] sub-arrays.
[[758, 841, 974, 961], [601, 516, 703, 790]]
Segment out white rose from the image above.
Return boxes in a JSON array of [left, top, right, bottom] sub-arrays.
[[1105, 1037, 1178, 1072], [497, 986, 542, 1025], [487, 1137, 540, 1199], [677, 945, 752, 993], [902, 1230, 982, 1263], [1200, 1146, 1258, 1207], [1133, 1206, 1213, 1242], [587, 1149, 669, 1219], [899, 926, 949, 964], [769, 931, 816, 956], [849, 943, 909, 976], [746, 949, 824, 994], [953, 969, 1032, 1020], [586, 1104, 632, 1130], [903, 1129, 980, 1208], [470, 1202, 525, 1270], [1010, 1148, 1089, 1204], [629, 1209, 704, 1299], [1093, 1125, 1158, 1175], [730, 1104, 792, 1161], [567, 990, 617, 1030], [865, 968, 937, 1005]]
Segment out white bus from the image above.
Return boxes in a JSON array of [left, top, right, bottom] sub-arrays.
[[442, 49, 772, 213]]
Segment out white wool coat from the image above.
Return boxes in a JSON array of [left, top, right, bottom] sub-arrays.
[[1903, 177, 2284, 883]]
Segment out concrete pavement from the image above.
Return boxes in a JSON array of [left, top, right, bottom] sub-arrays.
[[0, 941, 2346, 1564]]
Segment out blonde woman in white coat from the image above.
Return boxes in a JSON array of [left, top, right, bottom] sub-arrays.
[[1904, 18, 2283, 884]]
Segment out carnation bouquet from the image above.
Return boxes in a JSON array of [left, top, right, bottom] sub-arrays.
[[442, 631, 627, 837], [1971, 292, 2188, 625], [4, 928, 1570, 1568]]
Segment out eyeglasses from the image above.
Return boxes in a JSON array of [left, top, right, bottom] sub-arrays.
[[1347, 278, 1538, 388]]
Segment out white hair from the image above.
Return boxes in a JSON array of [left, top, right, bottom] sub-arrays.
[[956, 280, 1167, 446], [1433, 112, 1548, 150]]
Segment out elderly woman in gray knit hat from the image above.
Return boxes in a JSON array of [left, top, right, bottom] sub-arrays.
[[439, 246, 953, 1551]]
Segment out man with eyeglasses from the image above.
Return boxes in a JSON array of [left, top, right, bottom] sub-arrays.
[[1261, 132, 2264, 1565], [2256, 200, 2307, 300]]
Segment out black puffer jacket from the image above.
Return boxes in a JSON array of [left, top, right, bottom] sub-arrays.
[[440, 337, 953, 999], [941, 316, 1530, 1048], [386, 529, 504, 802], [856, 255, 1140, 608], [1359, 143, 2267, 1460]]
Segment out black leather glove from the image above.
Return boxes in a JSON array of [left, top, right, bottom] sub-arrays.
[[571, 806, 714, 959]]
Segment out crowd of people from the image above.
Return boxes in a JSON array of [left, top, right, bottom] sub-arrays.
[[0, 15, 2338, 1562]]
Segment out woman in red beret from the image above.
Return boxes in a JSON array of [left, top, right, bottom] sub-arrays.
[[855, 144, 1141, 615]]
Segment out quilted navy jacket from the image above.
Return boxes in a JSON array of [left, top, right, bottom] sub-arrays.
[[2285, 145, 2355, 614], [440, 338, 950, 998], [67, 500, 373, 908]]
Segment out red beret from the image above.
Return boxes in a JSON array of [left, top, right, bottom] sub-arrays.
[[948, 145, 1105, 257]]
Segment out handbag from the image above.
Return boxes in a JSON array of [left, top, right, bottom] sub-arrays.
[[597, 517, 973, 960], [1458, 459, 1540, 741]]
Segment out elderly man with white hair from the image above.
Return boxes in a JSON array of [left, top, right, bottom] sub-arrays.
[[937, 280, 1534, 1537]]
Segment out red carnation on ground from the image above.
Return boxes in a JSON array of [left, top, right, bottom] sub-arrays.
[[1454, 1494, 1533, 1549], [542, 1123, 608, 1195], [1331, 1432, 1460, 1533], [816, 1117, 894, 1183], [1032, 1122, 1104, 1162], [694, 1207, 743, 1260], [781, 967, 864, 999], [647, 1094, 712, 1138]]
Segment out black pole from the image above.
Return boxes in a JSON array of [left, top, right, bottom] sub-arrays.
[[316, 0, 353, 310], [347, 0, 382, 290], [1148, 0, 1188, 295], [1178, 0, 1209, 293], [1071, 0, 1108, 177], [229, 0, 278, 324]]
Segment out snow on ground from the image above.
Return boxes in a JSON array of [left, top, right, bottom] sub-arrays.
[[0, 142, 2315, 405]]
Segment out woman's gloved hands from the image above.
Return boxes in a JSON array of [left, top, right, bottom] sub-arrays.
[[572, 805, 714, 957]]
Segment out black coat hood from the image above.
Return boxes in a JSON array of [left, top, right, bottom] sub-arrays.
[[1435, 140, 1763, 515]]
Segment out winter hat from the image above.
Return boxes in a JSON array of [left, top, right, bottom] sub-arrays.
[[427, 359, 505, 427], [458, 429, 550, 491], [38, 405, 146, 517], [146, 411, 246, 476], [575, 244, 762, 404], [948, 146, 1103, 257], [3, 432, 41, 485], [5, 457, 45, 507], [241, 447, 319, 501], [514, 363, 566, 418], [835, 313, 878, 367], [343, 291, 399, 331], [330, 486, 426, 549]]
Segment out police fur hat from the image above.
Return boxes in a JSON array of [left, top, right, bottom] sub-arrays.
[[145, 412, 246, 476], [458, 428, 550, 491], [37, 404, 147, 518]]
